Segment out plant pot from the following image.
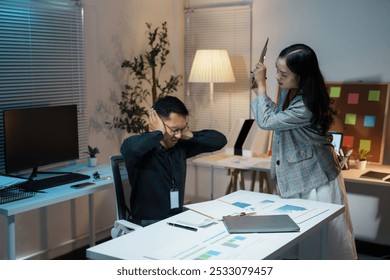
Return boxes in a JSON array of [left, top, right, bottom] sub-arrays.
[[357, 160, 367, 170], [88, 157, 97, 167]]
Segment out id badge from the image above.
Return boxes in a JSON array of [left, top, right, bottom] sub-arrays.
[[170, 188, 179, 209]]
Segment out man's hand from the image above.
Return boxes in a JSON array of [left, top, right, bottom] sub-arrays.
[[180, 129, 193, 140], [148, 109, 165, 133]]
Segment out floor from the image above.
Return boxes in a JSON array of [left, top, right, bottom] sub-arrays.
[[54, 239, 390, 260]]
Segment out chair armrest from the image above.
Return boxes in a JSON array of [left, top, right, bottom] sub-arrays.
[[111, 219, 143, 238]]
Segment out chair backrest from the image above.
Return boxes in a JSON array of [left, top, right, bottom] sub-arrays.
[[110, 154, 131, 221]]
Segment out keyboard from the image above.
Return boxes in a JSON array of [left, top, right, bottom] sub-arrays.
[[14, 172, 91, 192]]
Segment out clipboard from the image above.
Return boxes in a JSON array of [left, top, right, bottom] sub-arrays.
[[251, 37, 269, 89], [222, 214, 300, 233]]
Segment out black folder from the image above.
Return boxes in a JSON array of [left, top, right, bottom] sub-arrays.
[[222, 214, 300, 234], [360, 171, 390, 180]]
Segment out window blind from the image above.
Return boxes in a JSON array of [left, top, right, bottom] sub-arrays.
[[0, 0, 87, 172], [184, 5, 252, 136]]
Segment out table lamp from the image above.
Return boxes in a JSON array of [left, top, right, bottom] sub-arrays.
[[188, 49, 235, 101]]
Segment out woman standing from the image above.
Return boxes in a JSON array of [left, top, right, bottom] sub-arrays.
[[251, 44, 357, 259]]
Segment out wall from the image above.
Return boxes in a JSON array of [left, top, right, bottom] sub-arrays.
[[85, 0, 185, 162], [1, 0, 390, 259], [0, 0, 185, 260]]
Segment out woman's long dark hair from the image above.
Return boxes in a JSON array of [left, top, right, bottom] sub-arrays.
[[279, 44, 336, 135]]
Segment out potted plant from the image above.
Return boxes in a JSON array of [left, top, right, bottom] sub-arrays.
[[106, 21, 182, 134], [85, 145, 100, 167], [356, 149, 371, 170]]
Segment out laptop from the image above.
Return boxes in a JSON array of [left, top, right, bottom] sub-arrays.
[[222, 214, 300, 234]]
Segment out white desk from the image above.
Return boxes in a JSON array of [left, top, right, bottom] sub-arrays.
[[0, 164, 113, 260], [192, 152, 272, 199], [192, 152, 390, 199], [342, 164, 390, 186], [86, 190, 344, 260]]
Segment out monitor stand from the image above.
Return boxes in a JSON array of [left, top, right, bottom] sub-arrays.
[[28, 166, 71, 180]]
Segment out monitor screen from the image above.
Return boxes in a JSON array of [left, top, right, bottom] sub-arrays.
[[3, 105, 79, 174], [331, 132, 343, 153]]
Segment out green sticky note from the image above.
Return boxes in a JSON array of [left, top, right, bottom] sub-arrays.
[[330, 87, 341, 98], [368, 90, 380, 101], [345, 113, 356, 125]]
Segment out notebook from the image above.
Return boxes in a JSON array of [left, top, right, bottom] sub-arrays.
[[222, 214, 300, 234]]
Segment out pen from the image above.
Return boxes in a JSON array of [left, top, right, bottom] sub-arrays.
[[167, 222, 198, 232]]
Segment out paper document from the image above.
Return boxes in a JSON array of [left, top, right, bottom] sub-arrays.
[[185, 199, 253, 220]]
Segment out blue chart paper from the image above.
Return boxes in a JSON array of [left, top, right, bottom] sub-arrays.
[[275, 205, 307, 213], [232, 202, 251, 208]]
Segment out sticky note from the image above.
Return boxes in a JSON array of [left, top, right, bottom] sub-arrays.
[[359, 139, 371, 152], [363, 115, 376, 127], [329, 87, 341, 98], [343, 135, 354, 148], [345, 113, 356, 125], [368, 90, 380, 101], [347, 93, 359, 104]]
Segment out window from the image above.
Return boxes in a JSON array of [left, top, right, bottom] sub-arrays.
[[184, 5, 252, 135], [0, 0, 87, 172]]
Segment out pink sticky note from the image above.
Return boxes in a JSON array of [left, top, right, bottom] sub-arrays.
[[348, 93, 359, 104]]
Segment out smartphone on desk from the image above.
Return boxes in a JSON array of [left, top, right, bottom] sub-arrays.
[[71, 182, 95, 189]]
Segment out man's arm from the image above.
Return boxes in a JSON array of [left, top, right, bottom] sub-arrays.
[[184, 130, 227, 158]]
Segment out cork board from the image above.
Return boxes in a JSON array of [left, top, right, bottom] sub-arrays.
[[327, 82, 390, 164]]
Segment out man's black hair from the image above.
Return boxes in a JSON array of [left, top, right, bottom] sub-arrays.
[[152, 95, 189, 119]]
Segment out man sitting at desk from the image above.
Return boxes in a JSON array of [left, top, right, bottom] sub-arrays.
[[121, 96, 227, 226]]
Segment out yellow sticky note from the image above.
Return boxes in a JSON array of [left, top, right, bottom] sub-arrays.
[[329, 87, 341, 98], [359, 139, 371, 152]]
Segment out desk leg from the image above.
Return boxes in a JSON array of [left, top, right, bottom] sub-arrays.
[[88, 194, 96, 247], [320, 224, 328, 259], [7, 215, 16, 260], [210, 166, 214, 200]]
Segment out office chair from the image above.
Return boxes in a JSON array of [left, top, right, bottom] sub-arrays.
[[110, 154, 142, 238]]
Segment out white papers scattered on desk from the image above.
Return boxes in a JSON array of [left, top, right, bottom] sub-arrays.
[[144, 221, 267, 260], [185, 199, 253, 220], [219, 190, 330, 224]]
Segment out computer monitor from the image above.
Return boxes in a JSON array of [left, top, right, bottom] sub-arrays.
[[3, 105, 80, 176]]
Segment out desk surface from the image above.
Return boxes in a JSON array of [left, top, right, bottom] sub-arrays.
[[0, 163, 113, 260], [0, 164, 112, 216], [342, 164, 390, 186], [87, 190, 343, 260], [192, 152, 390, 187], [192, 152, 271, 171]]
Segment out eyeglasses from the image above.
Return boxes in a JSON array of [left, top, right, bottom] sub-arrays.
[[162, 121, 189, 136]]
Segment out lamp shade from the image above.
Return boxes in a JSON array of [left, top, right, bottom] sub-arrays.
[[188, 50, 235, 83]]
